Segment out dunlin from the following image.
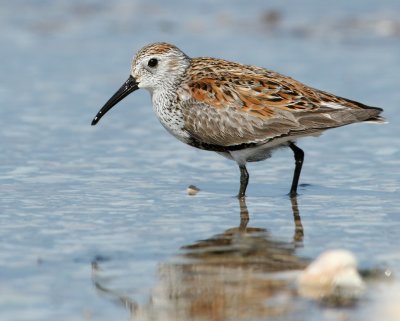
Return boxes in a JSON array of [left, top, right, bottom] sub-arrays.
[[92, 42, 383, 198]]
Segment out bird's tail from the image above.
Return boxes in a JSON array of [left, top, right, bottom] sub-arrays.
[[362, 106, 386, 123]]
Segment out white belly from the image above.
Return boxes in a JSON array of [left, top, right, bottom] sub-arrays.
[[228, 136, 297, 165]]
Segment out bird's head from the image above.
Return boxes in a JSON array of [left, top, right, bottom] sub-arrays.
[[91, 42, 190, 126]]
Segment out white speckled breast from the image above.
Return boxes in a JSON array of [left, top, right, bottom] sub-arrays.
[[151, 89, 190, 143]]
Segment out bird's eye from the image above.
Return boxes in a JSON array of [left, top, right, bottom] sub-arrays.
[[148, 58, 158, 68]]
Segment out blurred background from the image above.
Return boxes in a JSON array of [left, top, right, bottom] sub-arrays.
[[1, 1, 400, 320]]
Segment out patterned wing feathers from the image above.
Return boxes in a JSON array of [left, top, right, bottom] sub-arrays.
[[182, 59, 382, 146]]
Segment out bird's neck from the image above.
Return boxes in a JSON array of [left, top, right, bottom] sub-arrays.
[[151, 87, 189, 142], [151, 86, 180, 114]]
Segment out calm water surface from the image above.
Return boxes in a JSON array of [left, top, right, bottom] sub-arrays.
[[1, 1, 400, 320]]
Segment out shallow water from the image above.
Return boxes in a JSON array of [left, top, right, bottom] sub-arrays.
[[1, 1, 400, 320]]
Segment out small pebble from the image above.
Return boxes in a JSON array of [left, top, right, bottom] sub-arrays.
[[187, 185, 200, 195]]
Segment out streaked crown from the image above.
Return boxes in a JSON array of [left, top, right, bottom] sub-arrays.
[[131, 42, 190, 92]]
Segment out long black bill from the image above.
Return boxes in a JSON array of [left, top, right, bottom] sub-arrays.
[[91, 75, 139, 126]]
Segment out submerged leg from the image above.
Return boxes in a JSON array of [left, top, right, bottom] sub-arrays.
[[238, 198, 249, 231], [290, 195, 304, 244], [238, 164, 249, 199], [289, 142, 304, 197]]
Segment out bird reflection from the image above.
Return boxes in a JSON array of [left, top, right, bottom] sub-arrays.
[[92, 197, 308, 321], [181, 197, 305, 271]]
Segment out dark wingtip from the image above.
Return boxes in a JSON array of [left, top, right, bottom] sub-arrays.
[[366, 115, 386, 123], [91, 117, 98, 126]]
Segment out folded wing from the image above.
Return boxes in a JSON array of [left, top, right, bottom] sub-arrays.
[[181, 60, 383, 146]]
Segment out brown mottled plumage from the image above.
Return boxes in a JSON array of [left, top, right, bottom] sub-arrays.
[[92, 42, 384, 198]]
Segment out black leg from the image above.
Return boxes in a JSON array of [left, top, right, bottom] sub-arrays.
[[238, 164, 249, 198], [289, 142, 304, 197]]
